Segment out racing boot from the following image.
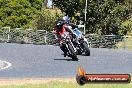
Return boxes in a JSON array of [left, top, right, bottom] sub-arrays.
[[60, 44, 67, 57]]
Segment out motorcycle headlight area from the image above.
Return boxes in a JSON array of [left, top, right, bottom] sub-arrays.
[[76, 34, 83, 39]]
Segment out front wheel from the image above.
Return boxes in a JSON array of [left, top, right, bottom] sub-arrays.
[[83, 42, 90, 56], [68, 44, 78, 61]]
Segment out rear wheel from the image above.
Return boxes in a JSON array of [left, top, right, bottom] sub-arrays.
[[83, 42, 90, 56], [68, 44, 78, 61]]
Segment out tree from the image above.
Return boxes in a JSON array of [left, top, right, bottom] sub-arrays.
[[33, 9, 63, 31], [85, 0, 131, 35], [53, 0, 84, 17], [53, 0, 131, 35], [0, 0, 44, 28], [28, 0, 44, 10]]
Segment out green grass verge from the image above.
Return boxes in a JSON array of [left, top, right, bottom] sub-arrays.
[[0, 81, 131, 88]]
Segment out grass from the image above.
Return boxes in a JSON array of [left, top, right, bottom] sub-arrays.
[[126, 37, 132, 50], [116, 37, 132, 50], [0, 80, 131, 88]]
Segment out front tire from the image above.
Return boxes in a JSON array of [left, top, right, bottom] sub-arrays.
[[83, 42, 90, 56], [68, 44, 78, 61]]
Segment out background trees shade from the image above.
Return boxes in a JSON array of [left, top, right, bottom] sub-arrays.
[[53, 0, 132, 35], [53, 0, 84, 17], [0, 0, 131, 35], [85, 0, 130, 35]]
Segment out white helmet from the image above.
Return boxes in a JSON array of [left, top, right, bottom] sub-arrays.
[[62, 16, 70, 23]]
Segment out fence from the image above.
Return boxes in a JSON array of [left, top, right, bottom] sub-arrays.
[[0, 27, 47, 45], [86, 34, 132, 50], [0, 27, 132, 50]]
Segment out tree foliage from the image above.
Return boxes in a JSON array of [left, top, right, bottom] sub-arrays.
[[33, 9, 63, 31], [53, 0, 132, 35], [86, 0, 131, 35], [0, 0, 44, 28], [53, 0, 85, 17], [0, 0, 131, 35]]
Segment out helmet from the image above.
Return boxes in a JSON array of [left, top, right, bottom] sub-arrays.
[[62, 16, 70, 24], [56, 21, 64, 26], [56, 21, 64, 31]]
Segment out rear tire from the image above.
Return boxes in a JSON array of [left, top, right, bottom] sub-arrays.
[[83, 42, 90, 56], [68, 44, 78, 61]]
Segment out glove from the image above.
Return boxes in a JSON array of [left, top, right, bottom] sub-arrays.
[[72, 34, 76, 38]]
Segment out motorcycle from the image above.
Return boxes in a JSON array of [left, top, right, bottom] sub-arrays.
[[72, 28, 90, 56], [61, 32, 78, 61]]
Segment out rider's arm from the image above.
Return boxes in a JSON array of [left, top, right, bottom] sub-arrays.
[[64, 25, 73, 34], [53, 26, 59, 39], [70, 23, 78, 29], [64, 25, 76, 38]]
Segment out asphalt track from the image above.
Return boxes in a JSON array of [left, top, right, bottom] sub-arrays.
[[0, 43, 132, 78]]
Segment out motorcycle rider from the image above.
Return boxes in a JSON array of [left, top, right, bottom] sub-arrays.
[[53, 16, 75, 57]]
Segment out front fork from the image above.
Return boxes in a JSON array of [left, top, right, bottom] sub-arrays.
[[66, 40, 77, 55], [70, 41, 77, 53]]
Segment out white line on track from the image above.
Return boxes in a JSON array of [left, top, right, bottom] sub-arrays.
[[0, 60, 12, 70]]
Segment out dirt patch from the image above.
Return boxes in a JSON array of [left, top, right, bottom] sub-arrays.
[[0, 78, 76, 86]]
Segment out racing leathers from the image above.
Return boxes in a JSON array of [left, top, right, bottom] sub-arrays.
[[54, 21, 74, 57]]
